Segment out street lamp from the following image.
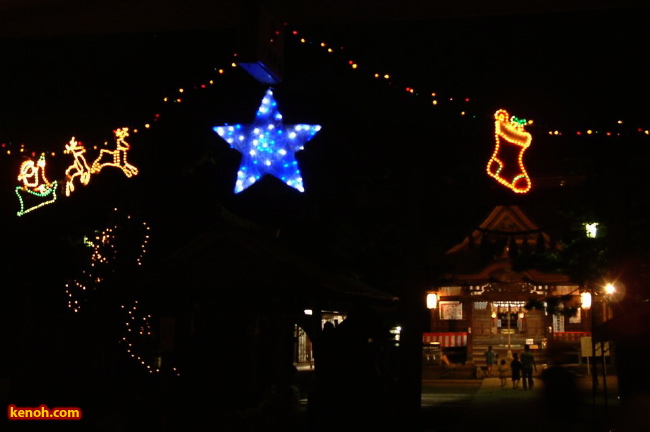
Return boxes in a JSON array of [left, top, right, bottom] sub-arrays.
[[426, 293, 438, 310], [580, 291, 592, 310], [581, 286, 599, 403], [584, 222, 599, 238], [582, 281, 619, 405]]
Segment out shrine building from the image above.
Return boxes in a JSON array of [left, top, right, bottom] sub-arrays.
[[424, 205, 597, 368]]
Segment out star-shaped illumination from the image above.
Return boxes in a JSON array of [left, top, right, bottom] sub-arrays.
[[213, 88, 321, 193]]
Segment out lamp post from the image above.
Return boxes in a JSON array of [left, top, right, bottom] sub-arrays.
[[581, 288, 598, 403], [426, 293, 438, 310], [506, 304, 512, 360], [583, 282, 617, 406], [600, 283, 617, 408], [426, 292, 439, 365]]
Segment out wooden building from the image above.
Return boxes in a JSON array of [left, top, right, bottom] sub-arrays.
[[425, 205, 593, 368]]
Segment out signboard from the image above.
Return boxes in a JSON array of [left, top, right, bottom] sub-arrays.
[[580, 337, 610, 357], [440, 301, 463, 320]]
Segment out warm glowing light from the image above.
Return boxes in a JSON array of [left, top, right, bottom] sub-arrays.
[[213, 88, 321, 193], [584, 222, 599, 238], [64, 211, 168, 374], [64, 137, 93, 197], [15, 153, 58, 216], [426, 293, 438, 309], [91, 128, 139, 177], [581, 292, 592, 309], [486, 109, 532, 193], [604, 283, 616, 295]]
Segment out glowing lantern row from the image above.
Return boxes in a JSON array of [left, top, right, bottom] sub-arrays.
[[487, 109, 532, 193], [213, 88, 321, 193]]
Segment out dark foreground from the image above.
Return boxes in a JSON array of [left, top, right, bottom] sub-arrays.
[[2, 366, 639, 431]]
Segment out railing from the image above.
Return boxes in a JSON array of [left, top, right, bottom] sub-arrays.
[[553, 331, 590, 342]]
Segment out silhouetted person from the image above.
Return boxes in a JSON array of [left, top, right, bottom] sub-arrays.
[[520, 344, 536, 390], [485, 345, 496, 376], [498, 359, 509, 387], [317, 321, 338, 379], [510, 352, 522, 389], [240, 363, 301, 431], [540, 342, 583, 431], [333, 305, 396, 432], [311, 321, 342, 430]]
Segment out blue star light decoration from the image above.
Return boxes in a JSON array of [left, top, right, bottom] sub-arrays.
[[213, 88, 321, 193]]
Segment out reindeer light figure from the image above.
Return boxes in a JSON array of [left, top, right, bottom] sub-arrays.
[[15, 153, 58, 216], [91, 127, 139, 177], [64, 137, 93, 197]]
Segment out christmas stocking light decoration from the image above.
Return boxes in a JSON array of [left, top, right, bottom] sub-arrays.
[[213, 88, 321, 193], [487, 109, 532, 193]]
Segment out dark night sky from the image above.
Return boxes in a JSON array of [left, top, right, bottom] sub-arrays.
[[0, 7, 648, 428], [0, 5, 649, 293]]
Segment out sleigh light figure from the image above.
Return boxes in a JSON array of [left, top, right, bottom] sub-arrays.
[[15, 153, 58, 216]]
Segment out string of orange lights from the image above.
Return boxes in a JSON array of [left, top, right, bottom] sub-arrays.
[[3, 23, 647, 166], [3, 24, 649, 212], [286, 26, 650, 138]]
